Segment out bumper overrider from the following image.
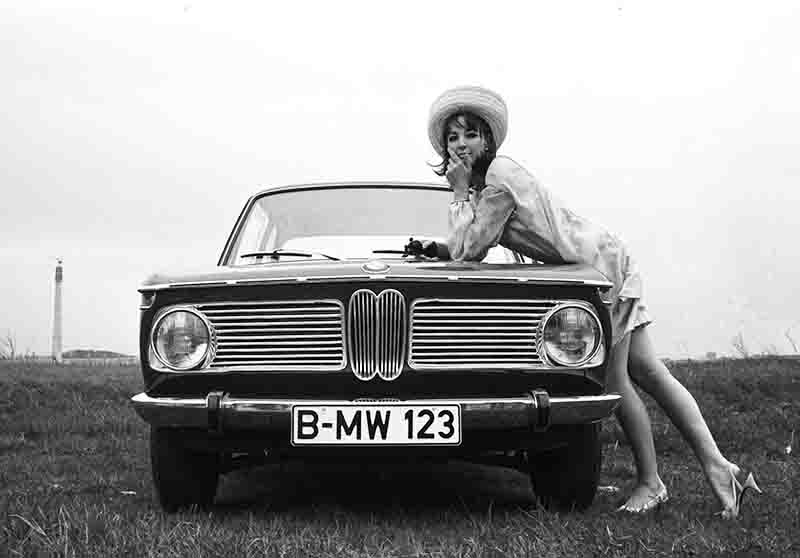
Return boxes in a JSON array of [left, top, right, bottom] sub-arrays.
[[131, 391, 621, 438]]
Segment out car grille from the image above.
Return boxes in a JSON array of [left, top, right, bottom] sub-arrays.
[[197, 300, 345, 370], [347, 289, 407, 381], [409, 299, 557, 369]]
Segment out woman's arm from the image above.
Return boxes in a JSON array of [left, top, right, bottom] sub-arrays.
[[447, 184, 516, 261]]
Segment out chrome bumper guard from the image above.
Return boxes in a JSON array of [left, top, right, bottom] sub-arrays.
[[131, 391, 621, 433]]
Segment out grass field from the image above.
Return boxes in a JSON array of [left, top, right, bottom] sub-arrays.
[[1, 358, 797, 557]]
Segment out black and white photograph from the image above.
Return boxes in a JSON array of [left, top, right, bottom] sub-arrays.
[[1, 1, 798, 556]]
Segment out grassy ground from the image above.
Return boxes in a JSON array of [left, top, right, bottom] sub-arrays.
[[0, 358, 797, 557]]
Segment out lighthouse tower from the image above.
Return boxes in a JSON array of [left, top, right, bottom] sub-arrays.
[[52, 258, 63, 363]]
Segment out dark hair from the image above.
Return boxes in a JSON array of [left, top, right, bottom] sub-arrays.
[[431, 112, 497, 186]]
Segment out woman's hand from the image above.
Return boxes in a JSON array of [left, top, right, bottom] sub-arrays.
[[446, 147, 471, 200]]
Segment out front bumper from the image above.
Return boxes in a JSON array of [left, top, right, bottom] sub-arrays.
[[131, 391, 621, 434]]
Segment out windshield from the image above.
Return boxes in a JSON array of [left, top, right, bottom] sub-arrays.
[[224, 185, 516, 264]]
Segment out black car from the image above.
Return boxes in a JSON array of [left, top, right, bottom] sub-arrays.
[[132, 182, 620, 511]]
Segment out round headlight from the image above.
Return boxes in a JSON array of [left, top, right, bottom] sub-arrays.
[[152, 309, 210, 370], [542, 306, 601, 366]]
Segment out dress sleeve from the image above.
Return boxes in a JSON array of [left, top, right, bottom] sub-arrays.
[[447, 184, 516, 262]]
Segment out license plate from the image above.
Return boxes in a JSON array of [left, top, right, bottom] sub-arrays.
[[291, 404, 461, 446]]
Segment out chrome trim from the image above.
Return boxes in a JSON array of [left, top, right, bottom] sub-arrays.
[[408, 298, 606, 371], [141, 275, 613, 291], [249, 181, 452, 198], [216, 340, 342, 346], [376, 289, 406, 381], [209, 319, 341, 326], [131, 392, 622, 430], [199, 299, 346, 372], [140, 291, 156, 310], [347, 289, 406, 381], [203, 308, 339, 316], [537, 302, 604, 368], [362, 261, 391, 273], [348, 290, 376, 381], [149, 306, 216, 372], [408, 298, 555, 370]]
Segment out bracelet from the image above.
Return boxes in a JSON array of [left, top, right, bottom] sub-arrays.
[[453, 197, 469, 203]]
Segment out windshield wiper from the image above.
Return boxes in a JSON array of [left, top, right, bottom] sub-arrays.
[[372, 238, 445, 259], [240, 249, 340, 261]]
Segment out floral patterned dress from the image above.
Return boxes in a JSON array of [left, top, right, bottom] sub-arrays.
[[447, 155, 651, 346]]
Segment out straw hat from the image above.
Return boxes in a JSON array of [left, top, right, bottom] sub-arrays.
[[427, 85, 508, 156]]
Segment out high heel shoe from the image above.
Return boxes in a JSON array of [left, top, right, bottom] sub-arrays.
[[718, 471, 762, 519]]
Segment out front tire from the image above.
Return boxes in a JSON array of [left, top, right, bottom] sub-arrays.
[[526, 423, 601, 512], [150, 427, 219, 512]]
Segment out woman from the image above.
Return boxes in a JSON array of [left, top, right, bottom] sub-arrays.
[[427, 85, 760, 517]]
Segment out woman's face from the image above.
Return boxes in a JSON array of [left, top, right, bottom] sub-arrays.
[[446, 115, 487, 167]]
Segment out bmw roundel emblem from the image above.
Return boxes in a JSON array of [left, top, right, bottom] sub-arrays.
[[362, 260, 390, 273]]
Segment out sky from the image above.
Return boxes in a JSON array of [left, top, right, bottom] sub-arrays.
[[1, 0, 798, 359]]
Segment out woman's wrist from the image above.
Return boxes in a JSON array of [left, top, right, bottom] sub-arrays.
[[452, 185, 469, 202]]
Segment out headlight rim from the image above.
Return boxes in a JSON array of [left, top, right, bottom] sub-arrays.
[[538, 302, 603, 368], [150, 306, 215, 372]]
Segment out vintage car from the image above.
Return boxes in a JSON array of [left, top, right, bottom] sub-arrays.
[[132, 182, 621, 512]]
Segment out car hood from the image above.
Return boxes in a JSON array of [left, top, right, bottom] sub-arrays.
[[140, 260, 612, 291]]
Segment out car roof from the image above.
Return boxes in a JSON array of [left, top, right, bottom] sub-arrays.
[[250, 181, 451, 198]]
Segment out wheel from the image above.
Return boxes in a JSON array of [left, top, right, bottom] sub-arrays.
[[150, 427, 219, 512], [526, 423, 601, 512]]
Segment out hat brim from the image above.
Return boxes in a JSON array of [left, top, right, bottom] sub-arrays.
[[428, 86, 508, 156]]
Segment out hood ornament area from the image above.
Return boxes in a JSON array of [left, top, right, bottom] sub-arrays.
[[362, 260, 391, 273]]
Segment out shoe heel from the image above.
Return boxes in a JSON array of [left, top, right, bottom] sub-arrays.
[[742, 473, 762, 495], [718, 469, 761, 520]]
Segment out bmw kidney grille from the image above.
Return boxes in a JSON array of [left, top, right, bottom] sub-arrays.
[[347, 289, 407, 381]]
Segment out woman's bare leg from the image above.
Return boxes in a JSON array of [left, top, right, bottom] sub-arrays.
[[607, 333, 665, 508], [627, 326, 740, 510]]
